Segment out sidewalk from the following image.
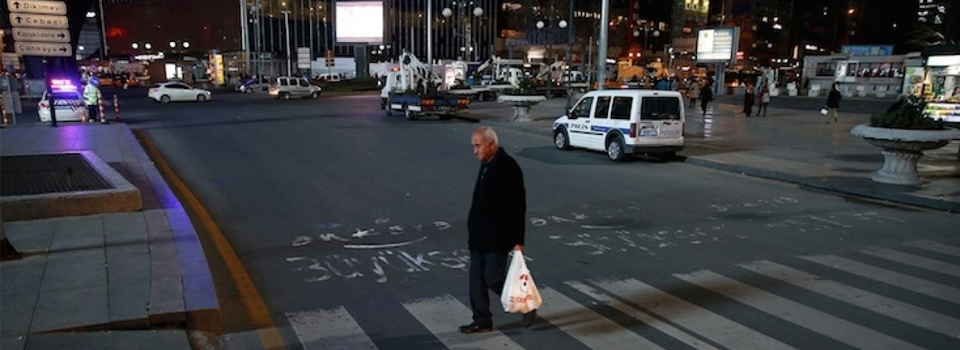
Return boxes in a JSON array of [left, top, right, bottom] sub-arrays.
[[460, 96, 960, 213], [1, 124, 218, 349]]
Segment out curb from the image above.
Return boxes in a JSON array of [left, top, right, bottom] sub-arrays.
[[682, 156, 960, 213]]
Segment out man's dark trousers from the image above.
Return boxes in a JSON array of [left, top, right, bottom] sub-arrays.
[[469, 250, 509, 327], [87, 105, 98, 122]]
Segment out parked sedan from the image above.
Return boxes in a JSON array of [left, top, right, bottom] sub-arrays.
[[38, 90, 86, 122], [148, 82, 212, 104]]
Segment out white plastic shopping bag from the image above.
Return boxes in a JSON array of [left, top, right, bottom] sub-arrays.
[[500, 251, 543, 314]]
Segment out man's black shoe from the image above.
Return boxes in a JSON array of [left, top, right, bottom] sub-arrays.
[[458, 322, 493, 334], [523, 310, 537, 327]]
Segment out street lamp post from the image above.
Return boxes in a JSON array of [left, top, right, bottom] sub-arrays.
[[597, 0, 610, 90], [282, 9, 292, 76], [442, 4, 483, 62], [537, 20, 551, 98]]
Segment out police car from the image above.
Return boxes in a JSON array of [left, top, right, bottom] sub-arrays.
[[38, 91, 85, 122], [552, 90, 685, 162]]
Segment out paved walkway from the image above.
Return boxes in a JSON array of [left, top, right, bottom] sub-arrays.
[[461, 94, 960, 212], [1, 124, 217, 350]]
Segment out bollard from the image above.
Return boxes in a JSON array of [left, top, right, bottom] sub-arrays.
[[1, 94, 8, 127], [80, 100, 88, 123], [98, 95, 108, 124], [113, 94, 120, 122]]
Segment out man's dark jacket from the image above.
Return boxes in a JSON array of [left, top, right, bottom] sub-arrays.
[[827, 89, 842, 108], [468, 148, 526, 253]]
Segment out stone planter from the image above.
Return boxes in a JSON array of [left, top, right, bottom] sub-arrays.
[[498, 95, 547, 122], [851, 124, 960, 185]]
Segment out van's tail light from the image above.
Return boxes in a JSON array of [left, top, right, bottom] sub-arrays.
[[629, 123, 637, 138]]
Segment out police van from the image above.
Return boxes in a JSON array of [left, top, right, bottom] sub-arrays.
[[552, 90, 685, 161]]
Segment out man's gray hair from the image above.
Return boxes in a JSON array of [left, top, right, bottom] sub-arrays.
[[475, 126, 499, 146]]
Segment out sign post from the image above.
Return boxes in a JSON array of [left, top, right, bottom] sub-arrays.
[[8, 0, 72, 127], [695, 27, 740, 96]]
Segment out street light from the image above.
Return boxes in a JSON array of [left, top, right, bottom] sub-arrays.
[[145, 43, 152, 50], [442, 4, 483, 61], [132, 43, 139, 49], [282, 9, 292, 76], [183, 41, 190, 49], [538, 19, 567, 99]]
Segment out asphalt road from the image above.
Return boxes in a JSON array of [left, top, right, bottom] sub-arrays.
[[42, 89, 960, 349]]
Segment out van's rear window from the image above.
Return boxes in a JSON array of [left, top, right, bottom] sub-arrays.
[[641, 97, 681, 120]]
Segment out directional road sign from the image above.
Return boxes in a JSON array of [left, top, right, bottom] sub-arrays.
[[6, 0, 67, 15], [9, 13, 68, 29], [11, 27, 70, 43], [14, 42, 72, 57]]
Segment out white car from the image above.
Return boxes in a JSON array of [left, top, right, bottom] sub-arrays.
[[38, 90, 85, 122], [552, 90, 685, 162], [148, 82, 212, 104]]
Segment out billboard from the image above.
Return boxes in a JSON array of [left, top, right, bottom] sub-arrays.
[[696, 27, 739, 63], [335, 1, 384, 44]]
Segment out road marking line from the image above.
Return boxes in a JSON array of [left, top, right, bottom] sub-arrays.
[[676, 270, 925, 350], [592, 278, 795, 350], [863, 247, 960, 278], [803, 255, 960, 305], [538, 287, 665, 349], [402, 295, 523, 350], [903, 240, 960, 258], [287, 307, 378, 350], [565, 281, 721, 350], [136, 130, 285, 349], [739, 260, 960, 338]]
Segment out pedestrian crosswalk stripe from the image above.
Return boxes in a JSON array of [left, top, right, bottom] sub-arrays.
[[287, 307, 378, 350], [803, 255, 960, 305], [538, 287, 666, 350], [739, 260, 960, 338], [863, 247, 960, 278], [592, 278, 796, 350], [402, 295, 523, 350], [905, 240, 960, 258], [676, 270, 926, 350], [564, 281, 722, 350]]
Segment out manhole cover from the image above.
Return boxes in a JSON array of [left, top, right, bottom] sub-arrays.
[[1, 154, 113, 196]]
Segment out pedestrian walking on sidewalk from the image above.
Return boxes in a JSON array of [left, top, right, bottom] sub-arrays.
[[699, 83, 713, 116], [757, 87, 771, 117], [825, 83, 842, 124], [83, 78, 101, 123], [687, 80, 701, 109], [743, 84, 756, 116], [460, 126, 534, 334]]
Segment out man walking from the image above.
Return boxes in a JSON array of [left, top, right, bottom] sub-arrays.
[[825, 83, 842, 124], [699, 82, 713, 116], [460, 126, 534, 334]]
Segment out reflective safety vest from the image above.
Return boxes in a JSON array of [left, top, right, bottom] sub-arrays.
[[84, 84, 100, 106]]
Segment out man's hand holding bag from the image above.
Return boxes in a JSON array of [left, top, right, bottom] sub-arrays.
[[501, 250, 542, 314]]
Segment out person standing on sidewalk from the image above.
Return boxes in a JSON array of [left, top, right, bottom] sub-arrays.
[[460, 126, 534, 334], [83, 78, 101, 123], [687, 80, 701, 109], [699, 82, 713, 116], [826, 83, 842, 124], [757, 87, 771, 117], [743, 83, 756, 116]]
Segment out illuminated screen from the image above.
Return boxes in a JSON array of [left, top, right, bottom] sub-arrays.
[[336, 1, 384, 44], [696, 28, 737, 62]]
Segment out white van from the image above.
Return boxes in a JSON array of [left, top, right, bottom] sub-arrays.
[[552, 90, 685, 161]]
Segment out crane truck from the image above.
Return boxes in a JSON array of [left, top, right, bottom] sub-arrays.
[[380, 51, 470, 120]]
